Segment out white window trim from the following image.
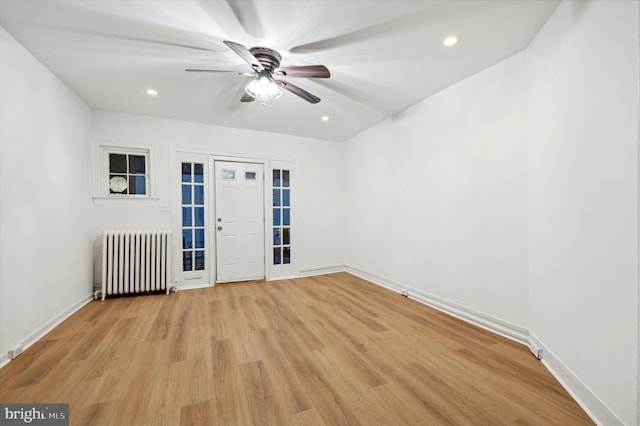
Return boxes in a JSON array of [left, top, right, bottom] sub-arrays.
[[94, 145, 157, 200]]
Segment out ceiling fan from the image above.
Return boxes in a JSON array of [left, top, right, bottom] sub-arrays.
[[186, 41, 330, 104]]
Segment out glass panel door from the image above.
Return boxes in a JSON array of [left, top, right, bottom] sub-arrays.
[[272, 169, 291, 265], [182, 162, 205, 271], [176, 155, 209, 288]]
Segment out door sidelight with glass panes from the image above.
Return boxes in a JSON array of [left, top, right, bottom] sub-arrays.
[[272, 169, 291, 265]]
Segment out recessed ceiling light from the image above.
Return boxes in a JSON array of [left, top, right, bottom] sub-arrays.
[[443, 36, 458, 47], [321, 116, 329, 121], [146, 88, 158, 96]]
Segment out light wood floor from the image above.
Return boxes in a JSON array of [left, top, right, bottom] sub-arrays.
[[1, 272, 592, 425]]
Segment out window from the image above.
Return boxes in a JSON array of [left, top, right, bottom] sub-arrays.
[[104, 149, 149, 196], [272, 169, 291, 265], [182, 162, 205, 271]]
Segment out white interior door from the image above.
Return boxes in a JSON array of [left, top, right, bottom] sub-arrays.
[[214, 161, 265, 282]]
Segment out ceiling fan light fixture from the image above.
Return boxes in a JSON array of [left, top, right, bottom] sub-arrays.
[[245, 76, 282, 102]]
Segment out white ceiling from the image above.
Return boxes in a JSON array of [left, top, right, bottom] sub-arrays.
[[0, 0, 559, 142]]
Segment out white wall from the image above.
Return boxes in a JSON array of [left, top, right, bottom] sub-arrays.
[[527, 1, 638, 424], [344, 1, 639, 424], [91, 111, 344, 280], [0, 27, 94, 364], [344, 52, 529, 329]]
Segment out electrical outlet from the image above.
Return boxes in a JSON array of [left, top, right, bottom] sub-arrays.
[[159, 204, 169, 212], [8, 343, 24, 360]]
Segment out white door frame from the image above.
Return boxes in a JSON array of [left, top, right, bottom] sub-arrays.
[[210, 155, 269, 283], [174, 151, 212, 289], [268, 160, 296, 280]]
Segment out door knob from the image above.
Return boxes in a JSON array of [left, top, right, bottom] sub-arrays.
[[217, 226, 222, 231]]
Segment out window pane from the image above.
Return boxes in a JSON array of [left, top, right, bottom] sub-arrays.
[[273, 247, 281, 265], [273, 189, 280, 206], [194, 185, 204, 205], [182, 185, 191, 205], [182, 230, 193, 249], [182, 207, 192, 227], [273, 169, 281, 187], [183, 251, 192, 271], [283, 247, 291, 264], [195, 207, 205, 227], [282, 189, 290, 207], [129, 176, 146, 195], [283, 208, 290, 226], [283, 227, 290, 245], [245, 171, 256, 180], [138, 176, 147, 195], [182, 163, 192, 182], [109, 154, 127, 173], [129, 155, 146, 174], [109, 175, 128, 194], [223, 170, 235, 180], [195, 251, 205, 270], [194, 164, 204, 183], [195, 229, 205, 249], [273, 228, 281, 245], [283, 170, 290, 187], [273, 208, 281, 226]]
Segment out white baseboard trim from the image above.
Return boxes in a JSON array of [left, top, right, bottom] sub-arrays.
[[298, 265, 346, 277], [177, 283, 213, 291], [345, 265, 529, 345], [413, 290, 529, 346], [527, 332, 544, 359], [530, 332, 623, 426], [268, 275, 299, 281], [345, 265, 404, 293], [0, 294, 93, 369]]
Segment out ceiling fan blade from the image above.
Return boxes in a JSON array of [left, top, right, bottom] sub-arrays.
[[225, 0, 265, 38], [276, 80, 321, 104], [240, 92, 256, 102], [223, 40, 264, 72], [185, 69, 255, 77], [97, 33, 222, 53], [274, 65, 330, 79], [289, 3, 438, 54]]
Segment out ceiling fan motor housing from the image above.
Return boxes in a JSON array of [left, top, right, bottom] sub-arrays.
[[249, 47, 281, 71]]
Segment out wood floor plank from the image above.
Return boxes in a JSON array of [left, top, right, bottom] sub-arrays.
[[0, 272, 593, 425], [250, 328, 313, 415], [239, 360, 287, 426], [287, 408, 326, 426]]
